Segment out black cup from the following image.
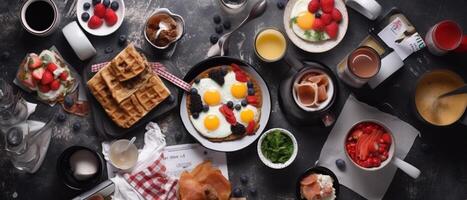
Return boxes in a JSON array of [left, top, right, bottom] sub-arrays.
[[296, 166, 340, 200]]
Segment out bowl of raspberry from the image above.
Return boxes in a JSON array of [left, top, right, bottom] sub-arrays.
[[344, 120, 421, 179]]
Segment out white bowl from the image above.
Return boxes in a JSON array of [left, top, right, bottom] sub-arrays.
[[144, 8, 185, 50], [76, 0, 125, 36], [257, 128, 298, 169]]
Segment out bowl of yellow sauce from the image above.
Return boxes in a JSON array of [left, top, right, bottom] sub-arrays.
[[254, 28, 287, 62]]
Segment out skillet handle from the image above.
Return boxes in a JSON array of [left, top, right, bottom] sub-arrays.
[[392, 157, 421, 179], [283, 52, 304, 73]]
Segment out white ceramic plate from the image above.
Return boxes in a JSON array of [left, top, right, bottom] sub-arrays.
[[76, 0, 125, 36], [180, 65, 271, 152], [283, 0, 349, 53]]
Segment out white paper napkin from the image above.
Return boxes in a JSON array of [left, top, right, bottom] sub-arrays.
[[318, 95, 419, 200]]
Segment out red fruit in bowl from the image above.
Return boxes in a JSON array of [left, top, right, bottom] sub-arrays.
[[312, 18, 325, 31], [321, 0, 334, 13], [331, 8, 342, 22], [32, 68, 45, 81], [41, 70, 54, 85], [21, 73, 36, 89], [38, 84, 50, 93], [308, 0, 320, 13], [104, 8, 118, 26], [381, 133, 392, 144], [325, 22, 338, 39], [28, 54, 42, 69], [368, 142, 379, 153], [94, 3, 106, 18], [371, 157, 381, 167], [46, 63, 58, 72], [59, 71, 69, 81], [88, 15, 103, 29], [321, 13, 332, 25], [50, 79, 61, 91]]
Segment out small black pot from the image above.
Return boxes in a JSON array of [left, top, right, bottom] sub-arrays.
[[296, 166, 340, 200], [57, 146, 105, 190]]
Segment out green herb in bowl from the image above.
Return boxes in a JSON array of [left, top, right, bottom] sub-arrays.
[[261, 130, 294, 163]]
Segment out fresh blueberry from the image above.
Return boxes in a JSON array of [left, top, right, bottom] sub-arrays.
[[190, 88, 198, 95], [203, 105, 209, 112], [223, 20, 231, 30], [315, 12, 321, 18], [247, 81, 253, 88], [277, 0, 285, 9], [194, 79, 200, 84], [56, 113, 67, 122], [103, 0, 110, 7], [232, 187, 243, 197], [215, 25, 223, 34], [241, 100, 248, 107], [227, 101, 233, 108], [110, 1, 119, 11], [248, 88, 255, 95], [105, 47, 113, 54], [192, 112, 199, 119], [72, 121, 82, 131], [81, 12, 90, 22], [235, 104, 241, 111], [118, 35, 127, 46], [249, 187, 257, 196], [92, 0, 101, 6], [213, 15, 221, 24], [210, 34, 219, 44], [83, 2, 91, 10], [64, 95, 74, 108], [335, 159, 346, 170], [240, 175, 248, 184], [1, 51, 10, 60], [175, 132, 183, 141]]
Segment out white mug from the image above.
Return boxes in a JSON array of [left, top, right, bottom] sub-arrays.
[[20, 0, 60, 37], [344, 0, 382, 20], [62, 22, 97, 61]]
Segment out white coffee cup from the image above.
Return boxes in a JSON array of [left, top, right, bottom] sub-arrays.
[[20, 0, 60, 37], [344, 0, 382, 20], [62, 22, 97, 61]]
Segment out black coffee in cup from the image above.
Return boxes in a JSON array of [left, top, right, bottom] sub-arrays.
[[25, 1, 54, 32]]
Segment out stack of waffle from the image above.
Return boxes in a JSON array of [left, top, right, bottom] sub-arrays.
[[87, 44, 170, 128]]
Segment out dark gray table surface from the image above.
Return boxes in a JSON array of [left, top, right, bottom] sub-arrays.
[[1, 0, 467, 199]]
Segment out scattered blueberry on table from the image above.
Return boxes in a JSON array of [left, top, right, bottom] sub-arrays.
[[213, 14, 221, 24], [249, 187, 257, 196], [336, 158, 346, 170], [72, 121, 81, 131], [215, 25, 224, 34], [56, 113, 67, 123], [210, 34, 219, 44], [223, 20, 231, 30], [232, 187, 243, 197], [277, 0, 286, 9], [240, 175, 248, 184], [118, 35, 127, 46], [64, 95, 74, 108]]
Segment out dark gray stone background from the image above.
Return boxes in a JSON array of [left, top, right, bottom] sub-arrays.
[[1, 0, 467, 199]]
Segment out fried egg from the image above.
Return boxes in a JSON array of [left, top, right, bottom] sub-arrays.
[[192, 78, 222, 106], [233, 105, 260, 127], [290, 0, 330, 42], [190, 105, 232, 138], [221, 71, 249, 103]]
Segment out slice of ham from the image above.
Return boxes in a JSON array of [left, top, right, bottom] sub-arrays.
[[301, 182, 321, 200], [295, 82, 318, 107], [317, 85, 328, 103], [300, 174, 318, 185], [303, 74, 329, 88]]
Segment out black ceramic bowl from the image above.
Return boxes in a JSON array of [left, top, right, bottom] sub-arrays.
[[57, 146, 105, 190], [296, 166, 340, 200]]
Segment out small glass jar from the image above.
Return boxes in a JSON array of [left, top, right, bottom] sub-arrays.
[[219, 0, 248, 14], [337, 46, 381, 88]]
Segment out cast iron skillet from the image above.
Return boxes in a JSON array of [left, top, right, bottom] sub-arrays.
[[279, 56, 339, 126], [296, 166, 340, 200], [178, 56, 272, 152]]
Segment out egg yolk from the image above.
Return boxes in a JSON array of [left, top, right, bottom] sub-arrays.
[[231, 83, 248, 99], [240, 109, 254, 123], [296, 12, 314, 30], [203, 89, 221, 106], [204, 115, 220, 131]]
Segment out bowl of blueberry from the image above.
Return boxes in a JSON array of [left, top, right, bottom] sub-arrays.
[[76, 0, 125, 36]]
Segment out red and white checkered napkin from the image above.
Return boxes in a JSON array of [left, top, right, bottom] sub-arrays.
[[91, 62, 191, 92], [123, 154, 178, 200]]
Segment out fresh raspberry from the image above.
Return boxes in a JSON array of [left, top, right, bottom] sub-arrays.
[[88, 15, 103, 29], [104, 8, 118, 26], [94, 3, 106, 18]]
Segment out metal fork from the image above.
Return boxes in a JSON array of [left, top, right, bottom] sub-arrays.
[[65, 0, 78, 18]]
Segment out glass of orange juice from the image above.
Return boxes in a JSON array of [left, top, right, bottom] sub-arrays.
[[254, 28, 287, 62]]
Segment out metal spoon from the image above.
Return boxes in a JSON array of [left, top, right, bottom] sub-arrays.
[[207, 0, 267, 57], [119, 137, 136, 154], [438, 85, 467, 99], [154, 22, 169, 41]]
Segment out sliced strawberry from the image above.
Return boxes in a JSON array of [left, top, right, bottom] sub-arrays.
[[50, 79, 60, 91], [321, 13, 333, 25], [308, 0, 320, 13], [41, 70, 54, 85], [231, 63, 248, 82], [325, 22, 338, 39], [20, 73, 36, 89], [46, 63, 58, 72], [368, 142, 379, 153], [32, 68, 45, 81], [94, 3, 106, 18], [88, 15, 103, 29], [351, 129, 363, 140], [59, 71, 69, 81], [28, 54, 42, 69], [321, 0, 334, 13], [104, 8, 118, 26], [219, 104, 237, 125], [246, 96, 259, 107], [312, 18, 325, 31], [38, 84, 50, 93], [331, 8, 342, 23], [246, 121, 256, 135]]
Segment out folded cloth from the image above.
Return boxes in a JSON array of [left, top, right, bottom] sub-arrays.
[[105, 122, 178, 200], [318, 95, 419, 200]]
